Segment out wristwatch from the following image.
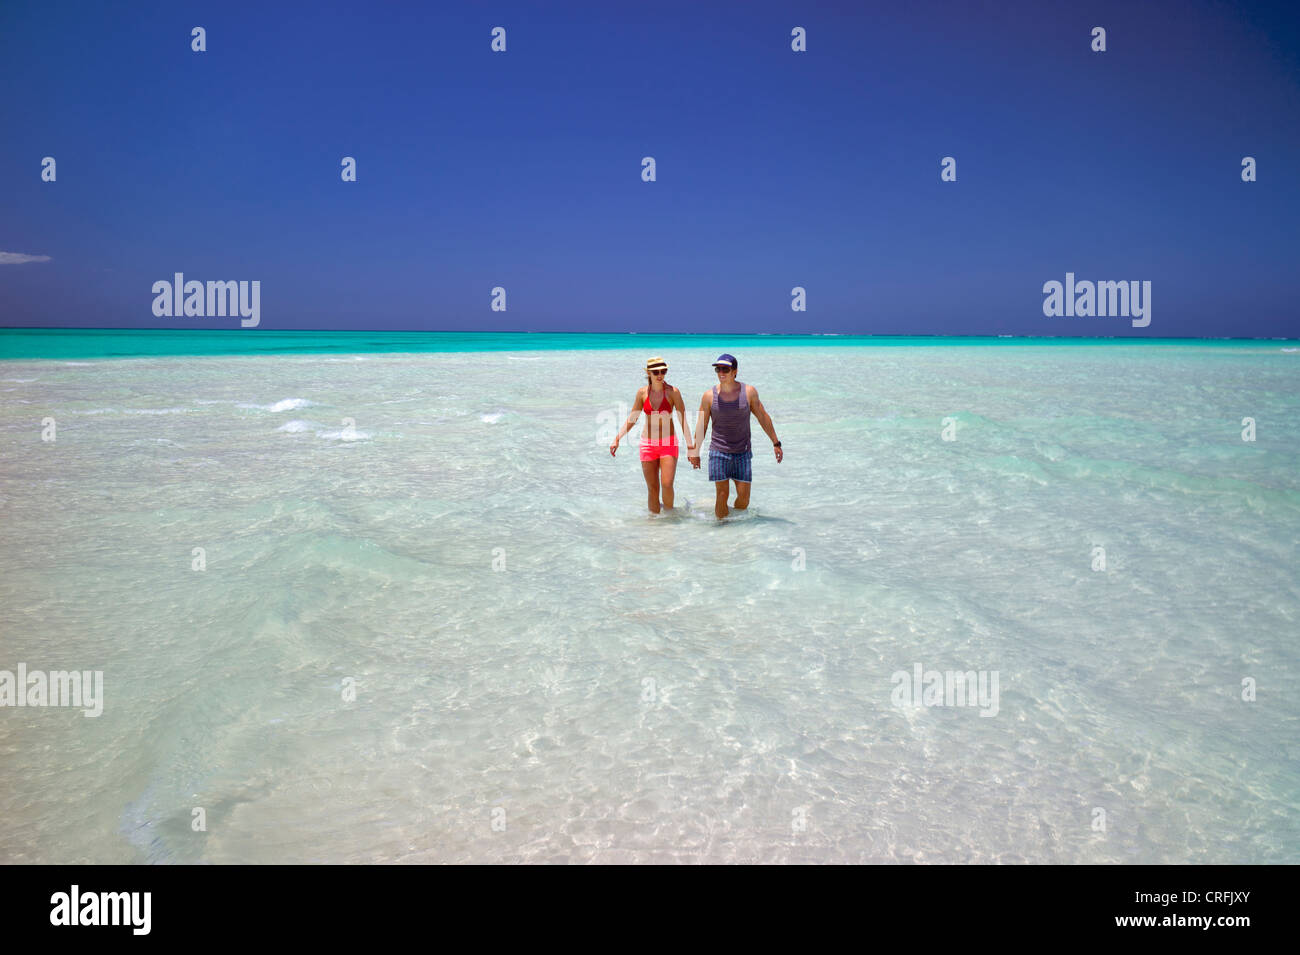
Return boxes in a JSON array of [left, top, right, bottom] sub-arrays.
[[773, 441, 781, 448]]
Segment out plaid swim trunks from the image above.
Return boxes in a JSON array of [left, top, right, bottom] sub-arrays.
[[708, 449, 752, 482]]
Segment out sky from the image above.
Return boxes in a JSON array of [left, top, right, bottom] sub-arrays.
[[1, 0, 1298, 336]]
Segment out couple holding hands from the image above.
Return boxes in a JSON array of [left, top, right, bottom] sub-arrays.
[[609, 353, 783, 519]]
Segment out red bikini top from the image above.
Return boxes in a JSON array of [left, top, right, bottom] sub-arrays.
[[643, 387, 671, 415]]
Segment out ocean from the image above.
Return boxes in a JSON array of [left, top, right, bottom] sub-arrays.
[[1, 330, 1297, 863]]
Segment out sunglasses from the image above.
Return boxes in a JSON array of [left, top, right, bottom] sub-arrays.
[[650, 368, 667, 375], [713, 366, 733, 372]]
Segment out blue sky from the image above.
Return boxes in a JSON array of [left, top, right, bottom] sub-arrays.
[[1, 0, 1297, 336]]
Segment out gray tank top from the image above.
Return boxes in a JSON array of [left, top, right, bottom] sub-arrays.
[[710, 381, 750, 453]]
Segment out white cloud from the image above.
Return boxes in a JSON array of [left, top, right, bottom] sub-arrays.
[[0, 252, 52, 265]]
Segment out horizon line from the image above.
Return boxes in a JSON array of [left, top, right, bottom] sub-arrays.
[[3, 327, 1298, 342]]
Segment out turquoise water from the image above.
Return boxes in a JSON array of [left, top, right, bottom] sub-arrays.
[[1, 334, 1298, 863], [1, 327, 1295, 360]]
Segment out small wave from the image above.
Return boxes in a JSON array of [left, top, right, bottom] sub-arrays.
[[506, 356, 544, 361], [237, 398, 317, 412], [316, 427, 372, 441], [276, 419, 317, 433], [63, 362, 94, 366], [481, 412, 504, 424], [125, 407, 191, 415], [275, 418, 367, 439], [2, 378, 39, 383], [270, 398, 315, 412]]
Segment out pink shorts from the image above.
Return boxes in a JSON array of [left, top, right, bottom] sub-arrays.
[[639, 439, 679, 462]]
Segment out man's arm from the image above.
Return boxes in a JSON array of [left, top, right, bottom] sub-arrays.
[[689, 391, 711, 459], [748, 386, 783, 462]]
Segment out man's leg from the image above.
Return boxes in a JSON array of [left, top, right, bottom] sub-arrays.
[[708, 450, 730, 518], [733, 480, 751, 510], [714, 480, 730, 519], [732, 452, 753, 509]]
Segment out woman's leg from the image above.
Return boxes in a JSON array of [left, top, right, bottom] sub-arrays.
[[714, 480, 730, 519], [658, 454, 678, 509], [641, 459, 662, 514]]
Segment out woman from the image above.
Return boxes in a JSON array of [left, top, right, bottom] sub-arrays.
[[609, 356, 694, 513]]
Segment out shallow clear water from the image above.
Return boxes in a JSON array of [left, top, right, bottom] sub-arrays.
[[1, 341, 1297, 863]]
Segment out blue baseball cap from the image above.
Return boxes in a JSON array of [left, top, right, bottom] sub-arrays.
[[712, 353, 737, 369]]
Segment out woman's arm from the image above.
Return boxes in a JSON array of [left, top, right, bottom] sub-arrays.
[[610, 388, 644, 452]]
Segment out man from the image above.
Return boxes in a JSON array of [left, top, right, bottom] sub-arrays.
[[688, 353, 783, 518]]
